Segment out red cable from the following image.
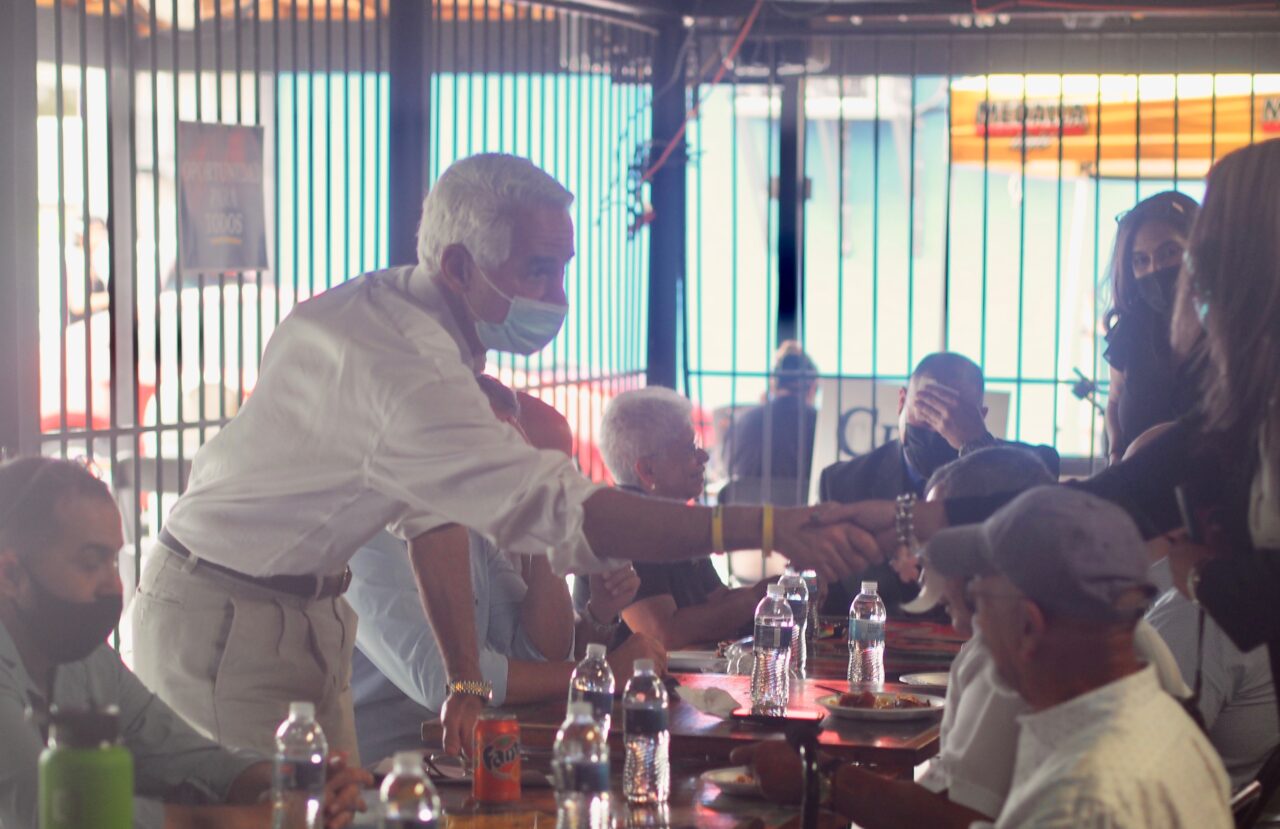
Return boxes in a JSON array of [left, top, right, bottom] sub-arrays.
[[638, 0, 766, 185]]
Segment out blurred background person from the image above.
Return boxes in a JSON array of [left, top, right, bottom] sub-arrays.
[[1103, 191, 1202, 464], [719, 341, 819, 508], [817, 352, 1059, 617], [576, 386, 769, 651]]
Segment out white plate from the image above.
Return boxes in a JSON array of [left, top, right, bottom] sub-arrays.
[[899, 672, 951, 688], [667, 650, 728, 673], [700, 766, 763, 798], [817, 692, 946, 721]]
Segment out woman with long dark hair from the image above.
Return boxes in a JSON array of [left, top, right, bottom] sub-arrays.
[[828, 137, 1280, 717], [1103, 191, 1200, 463]]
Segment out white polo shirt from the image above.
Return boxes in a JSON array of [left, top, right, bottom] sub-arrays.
[[163, 264, 604, 577], [921, 621, 1192, 818], [973, 665, 1232, 829]]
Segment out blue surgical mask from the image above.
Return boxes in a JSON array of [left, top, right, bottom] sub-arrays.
[[466, 263, 568, 355]]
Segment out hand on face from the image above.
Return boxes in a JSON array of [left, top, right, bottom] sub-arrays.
[[910, 384, 989, 450], [588, 565, 640, 620]]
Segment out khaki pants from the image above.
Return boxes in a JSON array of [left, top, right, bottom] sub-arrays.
[[130, 547, 360, 763]]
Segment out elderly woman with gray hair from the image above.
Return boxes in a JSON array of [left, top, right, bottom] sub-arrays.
[[575, 387, 772, 650]]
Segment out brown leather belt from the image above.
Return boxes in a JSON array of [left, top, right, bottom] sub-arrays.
[[158, 528, 352, 600]]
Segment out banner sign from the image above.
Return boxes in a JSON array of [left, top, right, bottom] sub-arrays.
[[178, 122, 269, 273]]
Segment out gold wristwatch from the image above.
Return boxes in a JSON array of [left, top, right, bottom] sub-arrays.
[[446, 678, 494, 702]]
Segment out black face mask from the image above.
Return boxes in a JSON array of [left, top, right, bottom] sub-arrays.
[[901, 423, 959, 480], [18, 563, 122, 664], [1134, 264, 1181, 315]]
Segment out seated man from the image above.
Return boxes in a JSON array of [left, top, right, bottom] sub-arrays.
[[740, 487, 1231, 828], [907, 447, 1189, 819], [579, 387, 770, 650], [817, 352, 1060, 615], [0, 457, 369, 829], [1127, 425, 1280, 790], [346, 386, 664, 764]]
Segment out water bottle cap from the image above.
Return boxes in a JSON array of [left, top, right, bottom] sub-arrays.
[[801, 569, 818, 579], [567, 701, 595, 719], [766, 583, 785, 597], [633, 658, 655, 673], [392, 751, 426, 773], [289, 701, 316, 720], [585, 642, 607, 660], [784, 565, 799, 576], [861, 581, 878, 594]]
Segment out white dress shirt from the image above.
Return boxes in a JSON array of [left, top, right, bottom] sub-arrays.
[[1147, 585, 1279, 789], [162, 265, 604, 577], [922, 621, 1192, 819], [972, 665, 1232, 829]]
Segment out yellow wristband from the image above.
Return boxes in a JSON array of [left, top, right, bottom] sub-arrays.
[[711, 505, 725, 554], [762, 504, 775, 558]]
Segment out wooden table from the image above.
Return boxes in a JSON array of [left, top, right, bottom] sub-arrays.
[[429, 767, 803, 829], [424, 673, 940, 777]]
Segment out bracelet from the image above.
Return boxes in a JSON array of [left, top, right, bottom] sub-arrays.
[[895, 493, 918, 552], [583, 602, 621, 638], [761, 504, 775, 558], [712, 505, 725, 554], [445, 678, 493, 702]]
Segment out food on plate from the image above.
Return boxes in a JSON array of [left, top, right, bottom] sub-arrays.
[[837, 691, 932, 710], [734, 773, 756, 785]]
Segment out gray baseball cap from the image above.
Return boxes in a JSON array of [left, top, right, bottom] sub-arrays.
[[922, 486, 1156, 622]]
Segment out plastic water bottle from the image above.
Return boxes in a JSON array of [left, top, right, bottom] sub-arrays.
[[552, 702, 612, 829], [622, 658, 669, 804], [271, 702, 327, 829], [380, 751, 442, 828], [750, 583, 794, 715], [779, 568, 809, 679], [568, 642, 616, 739], [801, 569, 820, 663], [847, 581, 887, 687]]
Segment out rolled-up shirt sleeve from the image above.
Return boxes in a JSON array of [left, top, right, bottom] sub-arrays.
[[0, 645, 261, 829], [371, 373, 608, 575]]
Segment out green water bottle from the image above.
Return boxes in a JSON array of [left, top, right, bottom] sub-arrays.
[[38, 706, 133, 829]]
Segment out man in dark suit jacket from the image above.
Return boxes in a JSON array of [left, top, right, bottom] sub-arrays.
[[818, 353, 1060, 615]]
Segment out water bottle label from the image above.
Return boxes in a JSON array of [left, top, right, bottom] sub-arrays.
[[555, 760, 610, 793], [787, 600, 807, 626], [623, 707, 668, 735], [577, 690, 614, 722], [850, 619, 885, 642], [754, 624, 792, 650]]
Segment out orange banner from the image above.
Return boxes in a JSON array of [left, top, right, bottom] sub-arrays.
[[950, 81, 1280, 178]]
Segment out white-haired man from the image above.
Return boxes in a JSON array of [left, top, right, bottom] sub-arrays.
[[131, 153, 880, 759]]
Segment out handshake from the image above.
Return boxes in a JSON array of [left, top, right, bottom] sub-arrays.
[[770, 499, 947, 584]]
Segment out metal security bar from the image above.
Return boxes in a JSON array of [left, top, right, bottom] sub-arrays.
[[425, 2, 655, 482], [17, 0, 656, 636], [27, 0, 391, 615], [684, 27, 1280, 517]]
